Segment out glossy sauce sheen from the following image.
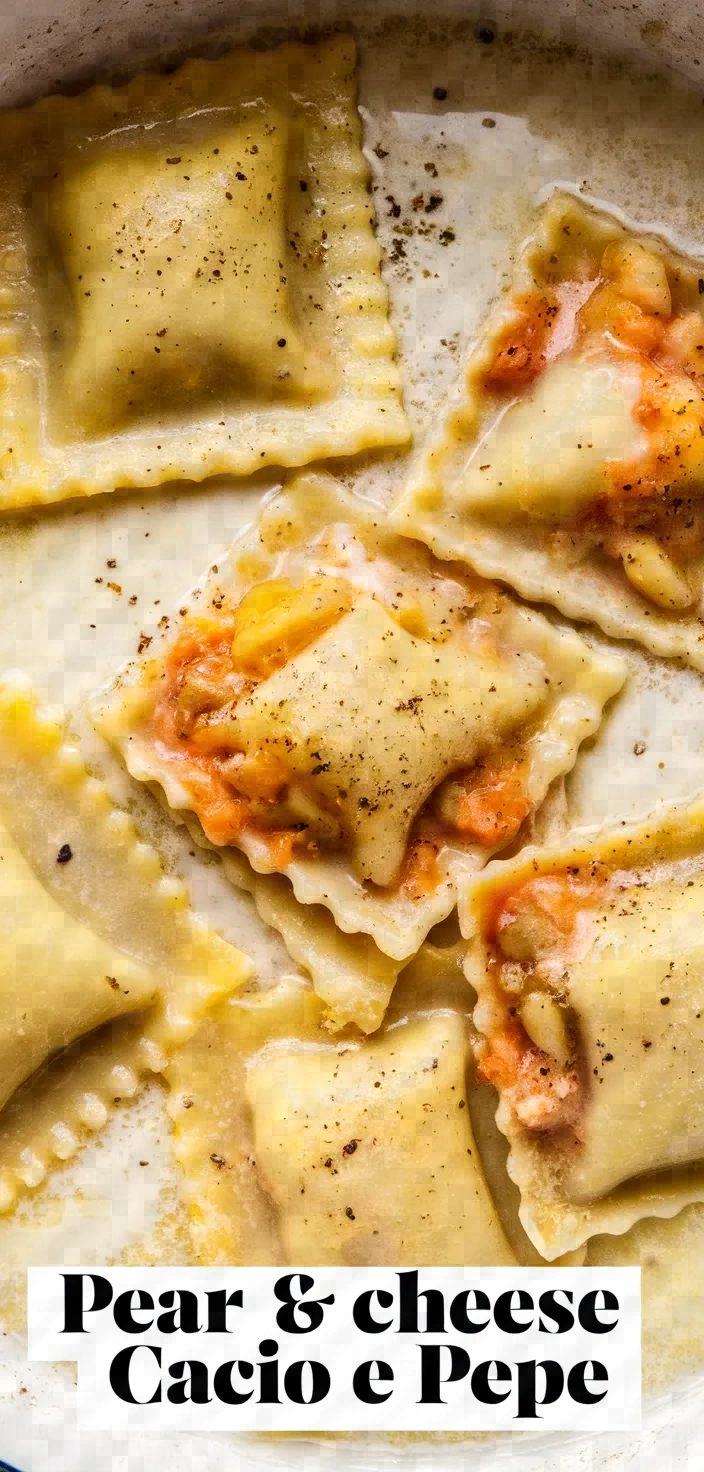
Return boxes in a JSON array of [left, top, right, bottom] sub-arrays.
[[1, 14, 704, 1418]]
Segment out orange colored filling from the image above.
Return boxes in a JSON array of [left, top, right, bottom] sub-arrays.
[[151, 622, 252, 848], [585, 304, 704, 509], [398, 839, 442, 900], [150, 620, 299, 858], [146, 591, 534, 890], [483, 256, 704, 563], [607, 358, 704, 506], [452, 760, 530, 846], [476, 1007, 579, 1132], [483, 291, 560, 391], [477, 867, 608, 1132], [488, 869, 605, 948]]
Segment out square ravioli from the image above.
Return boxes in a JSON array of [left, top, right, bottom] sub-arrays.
[[92, 471, 626, 963], [0, 35, 407, 509], [0, 673, 250, 1212], [463, 796, 704, 1259], [168, 958, 516, 1267], [393, 192, 704, 669]]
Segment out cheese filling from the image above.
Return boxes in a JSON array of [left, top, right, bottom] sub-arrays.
[[147, 551, 545, 890], [477, 869, 607, 1133], [467, 235, 704, 613]]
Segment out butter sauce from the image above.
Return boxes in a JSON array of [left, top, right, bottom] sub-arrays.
[[0, 14, 703, 1410]]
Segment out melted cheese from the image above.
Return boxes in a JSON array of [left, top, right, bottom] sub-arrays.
[[460, 353, 644, 520]]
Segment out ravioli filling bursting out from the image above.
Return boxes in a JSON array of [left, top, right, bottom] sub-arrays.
[[0, 35, 408, 507], [393, 193, 704, 667], [463, 798, 704, 1259], [92, 473, 626, 961]]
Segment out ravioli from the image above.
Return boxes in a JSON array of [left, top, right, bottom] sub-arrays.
[[248, 1010, 514, 1266], [0, 673, 250, 1212], [393, 192, 704, 668], [54, 115, 324, 431], [92, 470, 625, 968], [0, 35, 408, 508], [462, 795, 704, 1259], [220, 849, 403, 1034], [0, 821, 157, 1116], [168, 950, 516, 1267], [587, 1204, 704, 1393], [230, 595, 542, 889]]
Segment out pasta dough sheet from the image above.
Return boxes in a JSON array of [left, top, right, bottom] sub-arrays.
[[92, 469, 624, 973], [167, 942, 517, 1268], [0, 673, 251, 1213], [0, 34, 408, 508], [219, 847, 403, 1035], [392, 193, 704, 669], [463, 796, 704, 1259], [4, 11, 704, 1421]]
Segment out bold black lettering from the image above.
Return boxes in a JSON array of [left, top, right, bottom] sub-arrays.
[[353, 1289, 394, 1334], [417, 1344, 470, 1403], [353, 1360, 394, 1404], [113, 1288, 155, 1334], [471, 1359, 512, 1405], [167, 1359, 212, 1404], [274, 1274, 334, 1334], [213, 1360, 254, 1405], [449, 1289, 491, 1335], [205, 1288, 243, 1333], [515, 1359, 564, 1418], [61, 1273, 113, 1333], [284, 1361, 330, 1405], [157, 1289, 200, 1334], [109, 1345, 162, 1404], [538, 1290, 574, 1335], [398, 1270, 446, 1333], [578, 1290, 619, 1334], [258, 1338, 280, 1404], [494, 1290, 534, 1334], [567, 1360, 609, 1404]]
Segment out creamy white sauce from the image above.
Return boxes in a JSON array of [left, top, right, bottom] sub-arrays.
[[0, 13, 703, 1432]]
